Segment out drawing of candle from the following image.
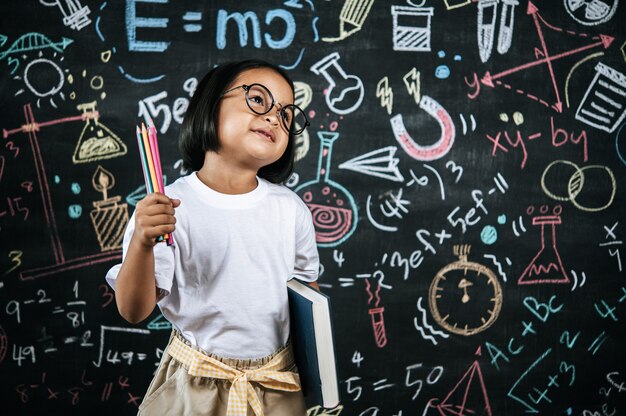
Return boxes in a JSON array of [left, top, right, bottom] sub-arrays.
[[391, 1, 434, 52], [90, 166, 129, 252], [322, 0, 375, 42], [365, 279, 387, 348], [73, 101, 127, 164], [518, 205, 569, 285], [296, 132, 358, 247], [310, 53, 364, 115]]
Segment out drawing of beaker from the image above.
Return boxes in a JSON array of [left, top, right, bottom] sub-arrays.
[[518, 205, 569, 284], [391, 1, 434, 52], [73, 101, 127, 164], [310, 53, 364, 115], [295, 131, 358, 247]]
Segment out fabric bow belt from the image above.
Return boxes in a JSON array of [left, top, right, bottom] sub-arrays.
[[167, 335, 301, 416]]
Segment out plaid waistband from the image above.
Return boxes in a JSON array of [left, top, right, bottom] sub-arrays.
[[167, 334, 301, 416]]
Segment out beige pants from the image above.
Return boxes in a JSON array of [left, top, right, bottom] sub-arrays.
[[138, 331, 307, 416]]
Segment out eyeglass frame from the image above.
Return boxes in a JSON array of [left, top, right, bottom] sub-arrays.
[[220, 83, 310, 135]]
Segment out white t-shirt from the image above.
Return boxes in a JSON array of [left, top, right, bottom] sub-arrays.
[[105, 173, 319, 359]]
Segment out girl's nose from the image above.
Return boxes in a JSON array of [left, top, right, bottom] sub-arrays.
[[264, 111, 280, 127]]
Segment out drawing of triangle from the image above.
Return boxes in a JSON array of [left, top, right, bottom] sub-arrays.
[[147, 314, 171, 330], [72, 120, 127, 164], [437, 361, 493, 416], [480, 2, 612, 112]]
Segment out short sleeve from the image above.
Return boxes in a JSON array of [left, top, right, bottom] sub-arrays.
[[291, 201, 319, 283], [104, 211, 176, 298]]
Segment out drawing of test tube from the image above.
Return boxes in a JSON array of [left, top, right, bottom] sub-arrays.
[[90, 166, 129, 252], [496, 0, 518, 55], [296, 132, 358, 247], [310, 53, 364, 115], [518, 205, 569, 285], [322, 0, 375, 42], [365, 278, 387, 348], [369, 307, 387, 348], [477, 0, 498, 63], [391, 1, 434, 52]]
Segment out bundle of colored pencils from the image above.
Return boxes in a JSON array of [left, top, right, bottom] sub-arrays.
[[136, 120, 174, 246]]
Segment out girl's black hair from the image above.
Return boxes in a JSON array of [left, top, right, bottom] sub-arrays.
[[179, 59, 296, 184]]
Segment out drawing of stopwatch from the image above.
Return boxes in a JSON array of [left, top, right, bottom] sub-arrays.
[[428, 245, 503, 336]]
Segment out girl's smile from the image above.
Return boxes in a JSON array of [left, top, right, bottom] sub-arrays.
[[252, 127, 276, 142]]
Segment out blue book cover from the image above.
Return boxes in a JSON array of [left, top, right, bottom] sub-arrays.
[[287, 279, 340, 409]]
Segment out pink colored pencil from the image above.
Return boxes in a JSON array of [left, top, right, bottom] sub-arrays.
[[148, 123, 164, 193], [146, 118, 174, 246]]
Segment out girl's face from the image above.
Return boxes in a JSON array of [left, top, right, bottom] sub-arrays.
[[216, 67, 293, 172]]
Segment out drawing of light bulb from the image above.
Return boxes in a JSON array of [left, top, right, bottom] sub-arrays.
[[518, 205, 570, 284], [310, 52, 364, 115], [40, 0, 92, 31], [295, 131, 358, 247]]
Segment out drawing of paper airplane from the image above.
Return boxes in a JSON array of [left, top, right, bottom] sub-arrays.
[[338, 146, 404, 182]]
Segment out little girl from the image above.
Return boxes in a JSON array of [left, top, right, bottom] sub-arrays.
[[105, 60, 319, 416]]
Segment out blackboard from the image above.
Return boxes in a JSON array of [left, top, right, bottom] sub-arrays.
[[1, 0, 625, 414]]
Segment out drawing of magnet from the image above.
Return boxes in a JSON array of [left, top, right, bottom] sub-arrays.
[[390, 95, 456, 161]]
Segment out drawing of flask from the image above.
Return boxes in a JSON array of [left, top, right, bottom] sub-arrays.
[[73, 101, 127, 164], [518, 205, 569, 284], [295, 131, 358, 247], [310, 52, 364, 115]]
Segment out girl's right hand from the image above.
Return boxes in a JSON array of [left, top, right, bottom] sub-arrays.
[[132, 193, 181, 249]]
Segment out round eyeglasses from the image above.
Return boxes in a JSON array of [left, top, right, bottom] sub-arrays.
[[221, 83, 310, 135]]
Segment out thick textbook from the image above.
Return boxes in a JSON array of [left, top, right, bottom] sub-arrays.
[[287, 279, 340, 409]]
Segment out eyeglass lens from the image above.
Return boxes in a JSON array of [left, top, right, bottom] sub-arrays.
[[245, 84, 307, 134]]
